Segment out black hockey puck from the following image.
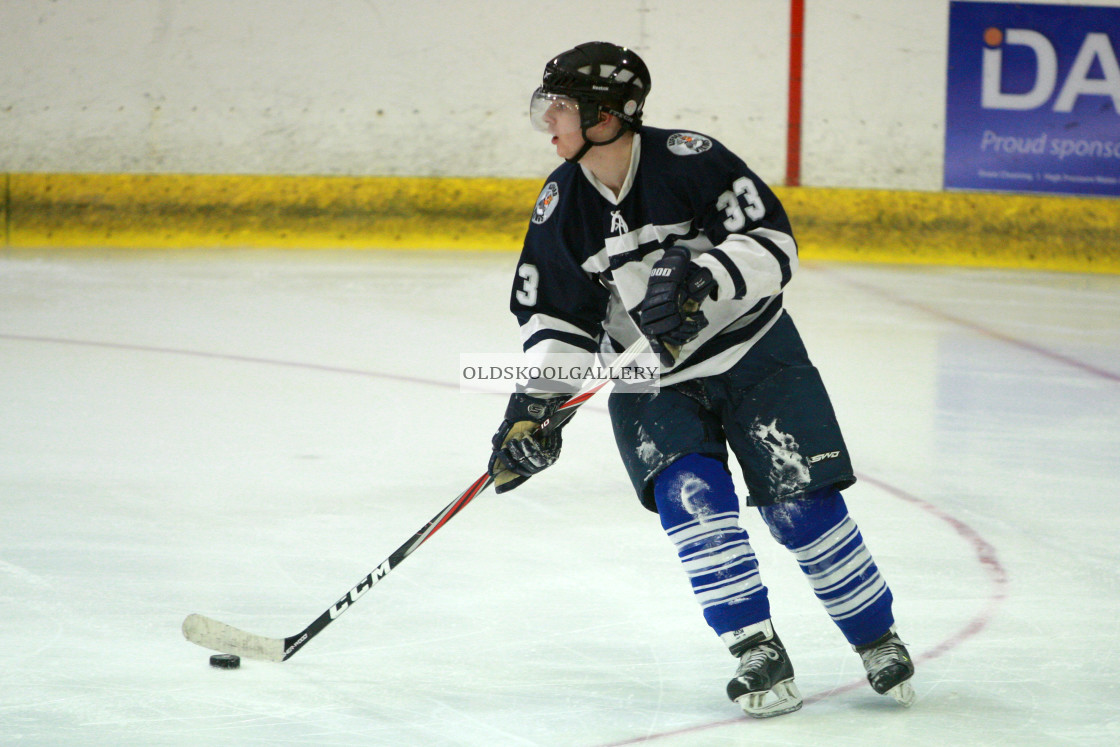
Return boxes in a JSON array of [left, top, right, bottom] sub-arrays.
[[209, 654, 241, 669]]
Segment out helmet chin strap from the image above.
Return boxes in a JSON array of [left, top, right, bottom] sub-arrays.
[[566, 139, 595, 164], [566, 111, 629, 163]]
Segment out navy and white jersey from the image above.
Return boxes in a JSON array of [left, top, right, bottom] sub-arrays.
[[510, 126, 798, 387]]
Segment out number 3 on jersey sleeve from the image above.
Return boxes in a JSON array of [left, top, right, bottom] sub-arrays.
[[716, 176, 765, 232], [516, 263, 539, 307]]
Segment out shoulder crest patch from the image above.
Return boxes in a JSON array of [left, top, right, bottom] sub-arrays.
[[667, 132, 713, 156], [532, 182, 560, 224]]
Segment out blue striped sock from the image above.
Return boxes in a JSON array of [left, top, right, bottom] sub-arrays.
[[655, 454, 771, 636], [760, 489, 895, 647]]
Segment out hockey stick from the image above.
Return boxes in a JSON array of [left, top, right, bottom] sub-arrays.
[[182, 338, 650, 662]]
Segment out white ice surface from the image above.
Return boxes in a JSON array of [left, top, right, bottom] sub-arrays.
[[2, 249, 1119, 746]]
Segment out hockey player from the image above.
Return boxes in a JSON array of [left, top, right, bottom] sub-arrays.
[[488, 41, 915, 717]]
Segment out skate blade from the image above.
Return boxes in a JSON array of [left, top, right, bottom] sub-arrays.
[[885, 680, 915, 707], [735, 679, 803, 719]]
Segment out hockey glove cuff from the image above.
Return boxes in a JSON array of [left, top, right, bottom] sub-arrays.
[[488, 392, 566, 493]]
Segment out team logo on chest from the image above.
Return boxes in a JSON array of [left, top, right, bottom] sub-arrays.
[[667, 132, 713, 156], [532, 182, 560, 224], [609, 210, 629, 235]]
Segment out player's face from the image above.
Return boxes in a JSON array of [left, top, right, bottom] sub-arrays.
[[530, 90, 582, 135], [541, 99, 581, 136], [550, 122, 588, 160], [530, 89, 586, 158]]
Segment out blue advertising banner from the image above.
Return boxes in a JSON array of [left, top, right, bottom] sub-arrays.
[[945, 2, 1120, 196]]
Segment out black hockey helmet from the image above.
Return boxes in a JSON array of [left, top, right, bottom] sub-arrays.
[[530, 42, 650, 160]]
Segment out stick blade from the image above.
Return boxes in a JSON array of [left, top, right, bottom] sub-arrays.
[[182, 613, 286, 662]]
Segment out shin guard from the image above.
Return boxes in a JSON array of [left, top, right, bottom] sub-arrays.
[[760, 489, 895, 647], [655, 454, 771, 637]]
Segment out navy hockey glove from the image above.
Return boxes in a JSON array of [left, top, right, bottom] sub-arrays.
[[639, 246, 718, 366], [489, 392, 566, 493]]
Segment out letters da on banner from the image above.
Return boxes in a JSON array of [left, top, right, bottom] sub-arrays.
[[944, 2, 1120, 197]]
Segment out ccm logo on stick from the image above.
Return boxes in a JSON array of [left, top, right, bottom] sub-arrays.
[[330, 560, 392, 619]]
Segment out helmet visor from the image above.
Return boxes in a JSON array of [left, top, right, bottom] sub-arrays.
[[529, 88, 582, 135]]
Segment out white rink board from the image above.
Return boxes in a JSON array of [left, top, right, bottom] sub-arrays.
[[5, 0, 1119, 188]]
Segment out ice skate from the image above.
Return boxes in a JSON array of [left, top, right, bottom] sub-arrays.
[[725, 621, 803, 718], [854, 627, 915, 706]]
